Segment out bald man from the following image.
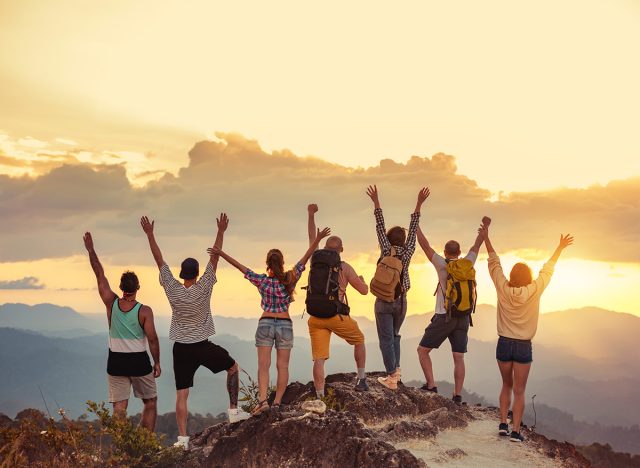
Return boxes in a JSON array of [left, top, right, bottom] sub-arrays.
[[307, 204, 369, 396]]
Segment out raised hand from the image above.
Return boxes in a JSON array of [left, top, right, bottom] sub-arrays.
[[482, 216, 492, 227], [558, 233, 574, 249], [315, 227, 331, 241], [308, 203, 318, 214], [207, 246, 223, 256], [140, 216, 154, 235], [83, 232, 94, 251], [366, 185, 380, 208], [217, 213, 229, 232], [417, 187, 430, 205], [477, 224, 489, 240]]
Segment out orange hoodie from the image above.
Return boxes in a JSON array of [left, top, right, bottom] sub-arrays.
[[487, 252, 556, 341]]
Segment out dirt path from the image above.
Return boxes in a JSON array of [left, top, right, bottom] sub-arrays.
[[395, 412, 563, 467]]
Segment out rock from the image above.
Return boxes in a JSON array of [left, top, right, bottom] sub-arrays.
[[424, 407, 468, 430], [379, 419, 438, 441], [301, 400, 326, 414], [0, 413, 13, 428], [434, 447, 468, 463]]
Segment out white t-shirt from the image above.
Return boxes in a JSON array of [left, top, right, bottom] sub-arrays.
[[430, 251, 478, 314]]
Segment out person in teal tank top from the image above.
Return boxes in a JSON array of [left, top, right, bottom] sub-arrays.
[[84, 231, 161, 432]]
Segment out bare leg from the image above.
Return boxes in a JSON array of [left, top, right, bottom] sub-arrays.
[[354, 343, 366, 369], [512, 362, 532, 431], [140, 397, 157, 432], [274, 348, 291, 404], [112, 399, 128, 419], [313, 359, 326, 395], [226, 362, 239, 409], [256, 347, 272, 403], [497, 360, 514, 424], [176, 388, 189, 436], [417, 346, 435, 388], [452, 352, 465, 396]]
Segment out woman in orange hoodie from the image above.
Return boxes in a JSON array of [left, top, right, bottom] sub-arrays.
[[479, 225, 573, 443]]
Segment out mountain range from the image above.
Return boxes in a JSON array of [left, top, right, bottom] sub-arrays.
[[1, 302, 639, 454]]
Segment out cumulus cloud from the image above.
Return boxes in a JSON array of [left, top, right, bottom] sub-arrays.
[[0, 276, 45, 289], [0, 132, 637, 265]]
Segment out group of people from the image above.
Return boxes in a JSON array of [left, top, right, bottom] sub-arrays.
[[83, 185, 573, 449]]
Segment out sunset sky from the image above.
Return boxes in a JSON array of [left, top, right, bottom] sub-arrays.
[[1, 1, 639, 319]]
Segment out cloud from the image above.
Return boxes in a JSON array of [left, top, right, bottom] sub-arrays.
[[0, 132, 638, 266], [0, 276, 45, 289]]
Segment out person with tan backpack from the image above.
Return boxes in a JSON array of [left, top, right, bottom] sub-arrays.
[[366, 185, 430, 390]]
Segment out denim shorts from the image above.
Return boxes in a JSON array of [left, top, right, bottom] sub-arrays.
[[419, 313, 470, 353], [496, 336, 533, 363], [255, 317, 294, 349]]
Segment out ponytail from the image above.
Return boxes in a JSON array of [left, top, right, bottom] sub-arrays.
[[266, 249, 297, 296]]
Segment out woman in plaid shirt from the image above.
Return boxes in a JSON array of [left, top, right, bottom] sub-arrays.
[[210, 226, 330, 415], [366, 185, 430, 390]]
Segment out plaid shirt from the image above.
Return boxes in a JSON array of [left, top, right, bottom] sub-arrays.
[[374, 208, 420, 292], [244, 263, 305, 313]]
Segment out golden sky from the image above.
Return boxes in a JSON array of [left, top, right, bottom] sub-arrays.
[[0, 1, 639, 318]]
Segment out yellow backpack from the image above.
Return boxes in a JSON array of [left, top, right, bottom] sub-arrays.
[[440, 258, 477, 324], [370, 247, 403, 302]]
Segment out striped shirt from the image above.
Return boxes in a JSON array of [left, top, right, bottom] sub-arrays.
[[244, 263, 305, 313], [374, 208, 420, 292], [160, 262, 216, 343]]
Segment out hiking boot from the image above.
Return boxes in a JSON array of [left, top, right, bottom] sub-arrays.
[[355, 378, 369, 392], [420, 384, 438, 393], [228, 408, 251, 423], [173, 435, 190, 450], [509, 431, 525, 443], [498, 423, 509, 436], [452, 395, 463, 405], [377, 373, 399, 390]]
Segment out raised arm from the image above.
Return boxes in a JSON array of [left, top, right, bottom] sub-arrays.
[[208, 246, 249, 274], [208, 213, 228, 271], [469, 216, 492, 255], [405, 187, 429, 254], [549, 234, 574, 262], [140, 216, 164, 269], [139, 306, 161, 378], [298, 227, 331, 266], [416, 226, 436, 261], [83, 232, 117, 308], [367, 185, 391, 253], [307, 204, 318, 247], [479, 225, 507, 287]]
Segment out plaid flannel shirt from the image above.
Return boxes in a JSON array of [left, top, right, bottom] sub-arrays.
[[374, 208, 420, 293], [244, 262, 305, 313]]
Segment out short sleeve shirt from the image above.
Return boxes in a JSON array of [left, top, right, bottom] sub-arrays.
[[244, 262, 305, 313], [159, 262, 216, 343], [431, 251, 478, 314]]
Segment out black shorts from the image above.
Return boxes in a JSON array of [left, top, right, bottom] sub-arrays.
[[173, 340, 235, 390], [496, 336, 533, 364], [419, 314, 470, 353]]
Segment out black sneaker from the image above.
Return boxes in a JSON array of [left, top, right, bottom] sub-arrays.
[[420, 384, 438, 393], [498, 423, 509, 436], [452, 395, 462, 405], [509, 431, 525, 443], [355, 378, 369, 392]]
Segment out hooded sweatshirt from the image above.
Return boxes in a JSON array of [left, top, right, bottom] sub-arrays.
[[487, 252, 556, 340]]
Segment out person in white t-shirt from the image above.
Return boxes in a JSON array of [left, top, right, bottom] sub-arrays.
[[415, 216, 490, 404]]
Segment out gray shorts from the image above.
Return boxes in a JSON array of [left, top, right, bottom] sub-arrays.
[[419, 313, 470, 353], [255, 317, 294, 349], [108, 372, 157, 403]]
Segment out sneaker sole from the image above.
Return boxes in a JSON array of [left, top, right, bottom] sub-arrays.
[[499, 430, 509, 436], [509, 437, 523, 442]]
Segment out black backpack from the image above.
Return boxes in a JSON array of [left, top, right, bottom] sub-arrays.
[[304, 249, 350, 318]]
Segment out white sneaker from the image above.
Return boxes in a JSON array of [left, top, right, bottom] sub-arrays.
[[173, 435, 189, 450], [228, 408, 251, 423]]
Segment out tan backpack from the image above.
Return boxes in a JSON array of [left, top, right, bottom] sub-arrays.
[[370, 247, 403, 302]]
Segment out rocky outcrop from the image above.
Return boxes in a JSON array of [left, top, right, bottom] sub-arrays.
[[185, 373, 590, 467]]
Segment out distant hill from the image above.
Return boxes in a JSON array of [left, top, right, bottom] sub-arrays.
[[0, 303, 103, 337]]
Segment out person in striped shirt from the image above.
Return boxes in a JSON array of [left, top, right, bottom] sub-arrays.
[[209, 226, 331, 416], [366, 185, 430, 390], [83, 232, 160, 432], [141, 213, 249, 450]]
